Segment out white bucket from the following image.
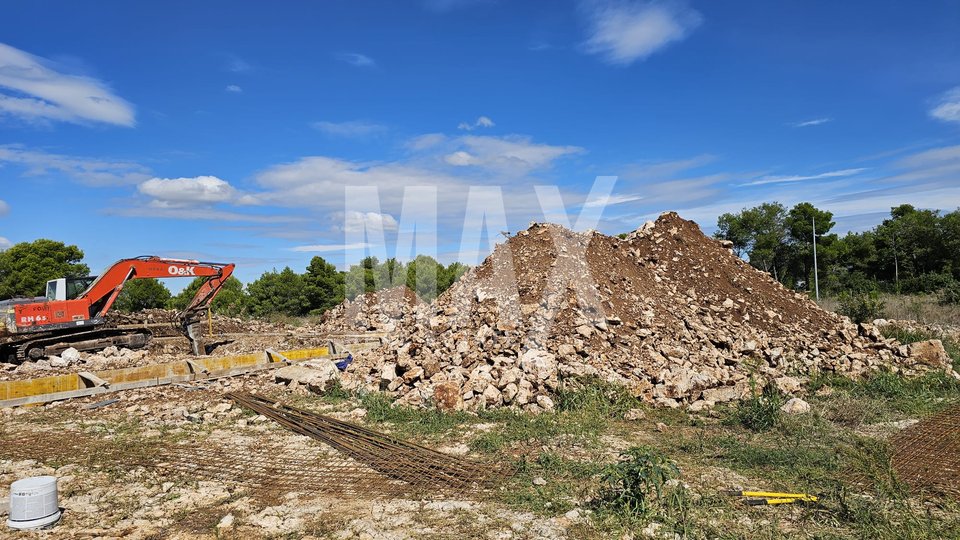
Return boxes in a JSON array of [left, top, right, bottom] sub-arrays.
[[7, 476, 61, 530]]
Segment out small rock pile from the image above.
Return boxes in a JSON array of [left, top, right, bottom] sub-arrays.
[[343, 212, 956, 412], [318, 286, 425, 334]]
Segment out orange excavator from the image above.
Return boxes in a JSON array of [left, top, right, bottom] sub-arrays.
[[0, 256, 235, 363]]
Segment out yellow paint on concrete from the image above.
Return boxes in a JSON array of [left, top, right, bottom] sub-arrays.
[[0, 347, 330, 401]]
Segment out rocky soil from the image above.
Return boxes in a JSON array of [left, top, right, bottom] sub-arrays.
[[342, 213, 957, 412]]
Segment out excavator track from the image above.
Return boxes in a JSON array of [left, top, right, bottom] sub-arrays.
[[4, 327, 152, 363]]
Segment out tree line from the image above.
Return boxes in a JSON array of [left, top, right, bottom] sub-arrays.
[[714, 202, 960, 302], [0, 243, 469, 318]]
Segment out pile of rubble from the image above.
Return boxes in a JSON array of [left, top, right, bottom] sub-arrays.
[[318, 286, 425, 334], [343, 213, 956, 412]]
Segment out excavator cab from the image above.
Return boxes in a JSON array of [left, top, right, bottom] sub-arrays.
[[45, 277, 98, 302]]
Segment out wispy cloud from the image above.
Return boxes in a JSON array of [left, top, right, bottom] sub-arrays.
[[0, 42, 135, 126], [225, 84, 243, 93], [792, 117, 832, 128], [289, 242, 374, 253], [457, 116, 495, 131], [583, 193, 643, 208], [223, 54, 252, 73], [739, 167, 867, 186], [311, 120, 387, 138], [930, 87, 960, 124], [582, 0, 702, 66], [0, 237, 10, 251], [0, 144, 150, 186], [0, 199, 8, 217], [336, 52, 376, 67]]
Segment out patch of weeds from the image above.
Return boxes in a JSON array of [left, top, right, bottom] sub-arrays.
[[732, 381, 784, 432], [500, 452, 604, 515], [555, 377, 640, 418], [359, 391, 472, 438], [472, 405, 609, 454], [854, 371, 960, 416], [596, 446, 679, 517]]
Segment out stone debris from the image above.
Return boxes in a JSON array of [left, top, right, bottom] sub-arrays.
[[339, 212, 954, 412], [275, 358, 341, 394], [318, 285, 425, 334], [780, 397, 811, 415]]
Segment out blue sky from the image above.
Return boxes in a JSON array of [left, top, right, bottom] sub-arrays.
[[1, 0, 959, 287]]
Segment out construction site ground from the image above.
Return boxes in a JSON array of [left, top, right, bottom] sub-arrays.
[[1, 321, 960, 539]]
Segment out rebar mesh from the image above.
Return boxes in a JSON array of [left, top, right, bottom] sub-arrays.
[[0, 401, 504, 501], [891, 405, 960, 497]]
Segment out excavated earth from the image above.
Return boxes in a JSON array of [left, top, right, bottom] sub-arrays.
[[341, 212, 956, 412]]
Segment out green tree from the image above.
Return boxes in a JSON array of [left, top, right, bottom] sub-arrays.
[[114, 278, 172, 312], [304, 256, 345, 314], [344, 256, 380, 300], [716, 203, 789, 279], [168, 276, 248, 317], [247, 267, 310, 316], [405, 255, 441, 301], [785, 202, 836, 287], [440, 262, 469, 293], [0, 239, 89, 298]]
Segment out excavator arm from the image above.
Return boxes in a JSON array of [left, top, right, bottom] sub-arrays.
[[82, 257, 235, 354], [82, 256, 235, 320]]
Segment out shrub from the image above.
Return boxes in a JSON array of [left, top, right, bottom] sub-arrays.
[[599, 446, 679, 517], [736, 382, 784, 431], [837, 290, 886, 323], [939, 281, 960, 306]]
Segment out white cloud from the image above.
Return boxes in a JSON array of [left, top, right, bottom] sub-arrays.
[[582, 0, 702, 66], [793, 117, 832, 127], [343, 211, 399, 233], [0, 199, 8, 216], [444, 135, 584, 175], [138, 176, 260, 208], [740, 167, 867, 187], [312, 120, 387, 137], [225, 84, 243, 93], [0, 144, 150, 186], [336, 52, 376, 67], [289, 242, 374, 253], [458, 116, 495, 130], [444, 150, 480, 166], [0, 42, 134, 126], [930, 87, 960, 124], [0, 237, 10, 251]]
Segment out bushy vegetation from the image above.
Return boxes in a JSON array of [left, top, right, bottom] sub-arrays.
[[837, 290, 887, 322], [598, 446, 680, 517], [735, 381, 785, 431], [716, 202, 960, 298]]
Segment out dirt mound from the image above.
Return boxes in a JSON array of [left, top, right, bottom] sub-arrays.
[[319, 286, 426, 334], [343, 213, 954, 411]]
